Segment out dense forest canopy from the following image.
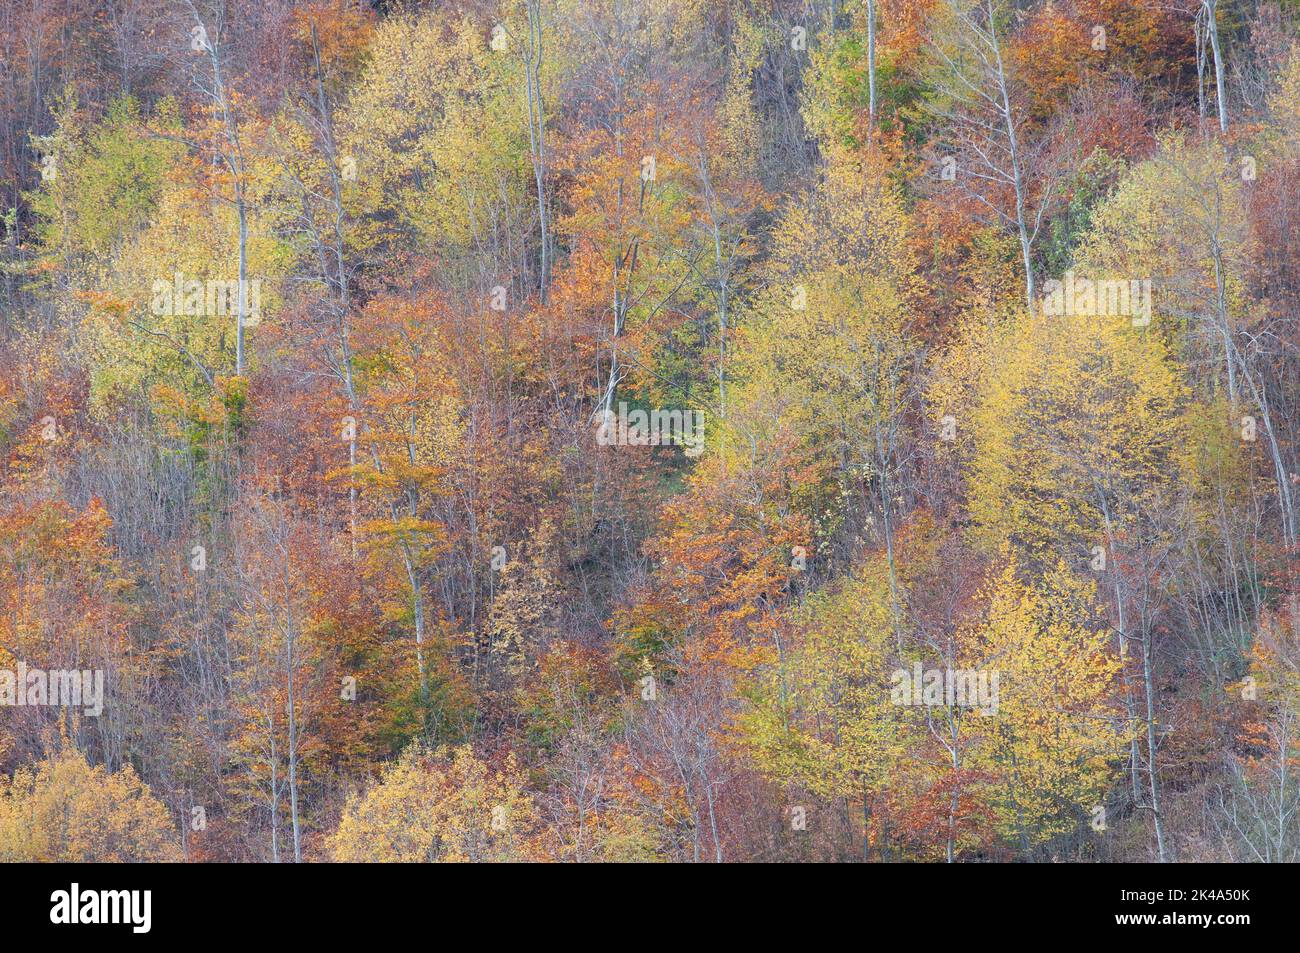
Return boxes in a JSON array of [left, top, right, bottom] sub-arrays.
[[2, 0, 1300, 863]]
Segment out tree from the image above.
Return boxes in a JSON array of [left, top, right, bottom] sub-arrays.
[[1197, 0, 1230, 134], [0, 498, 140, 771], [343, 294, 460, 694], [336, 6, 535, 290], [738, 552, 912, 861], [960, 554, 1128, 854], [0, 746, 180, 862], [328, 744, 542, 862], [935, 284, 1189, 861], [744, 146, 920, 604], [924, 0, 1057, 308], [1076, 135, 1288, 542]]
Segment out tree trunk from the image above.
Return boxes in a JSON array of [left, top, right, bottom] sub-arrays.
[[1205, 0, 1229, 133]]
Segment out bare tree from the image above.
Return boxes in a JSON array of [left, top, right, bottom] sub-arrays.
[[181, 0, 252, 375], [1196, 0, 1230, 134], [925, 0, 1053, 310], [518, 0, 552, 301]]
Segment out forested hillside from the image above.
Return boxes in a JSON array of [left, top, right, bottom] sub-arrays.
[[2, 0, 1299, 863]]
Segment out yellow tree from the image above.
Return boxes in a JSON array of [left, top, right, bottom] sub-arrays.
[[1072, 134, 1285, 541], [29, 94, 283, 411], [85, 168, 283, 405], [958, 307, 1188, 562], [738, 145, 920, 609], [328, 744, 542, 862], [939, 301, 1187, 860], [0, 747, 180, 862], [336, 7, 536, 289], [736, 551, 913, 860], [959, 554, 1128, 854]]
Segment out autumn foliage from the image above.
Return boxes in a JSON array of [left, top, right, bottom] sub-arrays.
[[1, 0, 1299, 863]]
